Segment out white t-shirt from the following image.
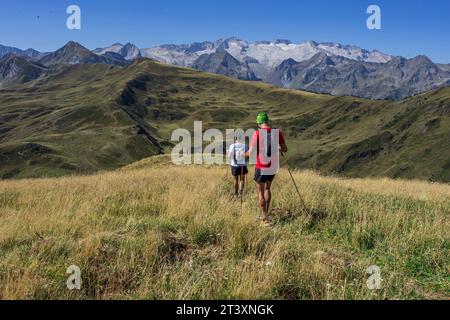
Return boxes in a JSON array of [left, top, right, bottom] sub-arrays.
[[228, 143, 248, 167]]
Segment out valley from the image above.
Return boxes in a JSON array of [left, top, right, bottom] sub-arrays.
[[0, 55, 449, 182]]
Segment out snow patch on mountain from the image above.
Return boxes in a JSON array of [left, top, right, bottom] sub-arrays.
[[141, 42, 218, 67], [93, 43, 141, 60], [141, 38, 393, 69]]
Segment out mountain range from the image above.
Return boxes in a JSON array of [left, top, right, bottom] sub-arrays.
[[141, 38, 393, 67], [0, 56, 449, 182], [0, 42, 128, 88], [0, 44, 46, 60], [267, 53, 450, 100], [1, 38, 450, 100], [141, 38, 450, 100]]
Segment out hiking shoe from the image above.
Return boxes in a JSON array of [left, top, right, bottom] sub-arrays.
[[260, 219, 273, 228], [259, 216, 273, 228]]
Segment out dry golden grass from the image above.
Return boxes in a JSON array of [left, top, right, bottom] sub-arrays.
[[0, 156, 449, 300]]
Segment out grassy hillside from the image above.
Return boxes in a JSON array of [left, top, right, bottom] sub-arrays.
[[0, 63, 163, 179], [0, 156, 448, 299], [0, 58, 449, 181]]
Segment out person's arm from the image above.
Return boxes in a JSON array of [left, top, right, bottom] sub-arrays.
[[245, 132, 258, 158], [227, 145, 233, 159], [245, 146, 254, 159]]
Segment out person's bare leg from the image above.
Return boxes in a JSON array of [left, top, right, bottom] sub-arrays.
[[256, 182, 266, 217], [264, 181, 272, 217], [239, 174, 245, 196], [234, 176, 239, 196]]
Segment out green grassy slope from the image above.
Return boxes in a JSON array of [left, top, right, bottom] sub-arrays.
[[0, 63, 163, 179], [0, 59, 449, 181]]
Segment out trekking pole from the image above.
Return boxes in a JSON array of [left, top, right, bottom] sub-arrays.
[[281, 152, 309, 213], [240, 165, 244, 213], [223, 153, 231, 196], [239, 167, 244, 211], [287, 168, 308, 212]]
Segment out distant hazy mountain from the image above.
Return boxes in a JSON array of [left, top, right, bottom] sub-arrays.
[[23, 48, 46, 60], [100, 51, 129, 66], [141, 40, 221, 67], [268, 53, 450, 100], [0, 42, 129, 88], [140, 37, 450, 100], [0, 54, 47, 88], [2, 38, 450, 100], [438, 64, 450, 72], [192, 50, 259, 81], [0, 45, 24, 58], [142, 37, 393, 68], [39, 41, 125, 66], [93, 43, 142, 60], [0, 44, 46, 60]]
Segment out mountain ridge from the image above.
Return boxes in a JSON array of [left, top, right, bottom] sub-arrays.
[[0, 58, 449, 182], [138, 37, 450, 100], [38, 41, 126, 66], [93, 42, 142, 60], [267, 53, 450, 100], [141, 37, 394, 67], [2, 39, 450, 100], [0, 54, 48, 88], [0, 44, 46, 61]]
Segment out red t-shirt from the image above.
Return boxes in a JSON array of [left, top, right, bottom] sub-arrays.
[[250, 128, 285, 169]]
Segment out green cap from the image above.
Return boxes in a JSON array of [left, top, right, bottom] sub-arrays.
[[256, 112, 269, 125]]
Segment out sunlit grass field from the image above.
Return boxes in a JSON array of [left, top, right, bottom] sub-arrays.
[[0, 156, 449, 299]]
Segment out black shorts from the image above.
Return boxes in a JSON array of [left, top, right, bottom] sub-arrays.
[[254, 169, 276, 183], [232, 166, 248, 177]]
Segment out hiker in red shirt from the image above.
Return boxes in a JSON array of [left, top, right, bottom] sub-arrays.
[[246, 112, 288, 226]]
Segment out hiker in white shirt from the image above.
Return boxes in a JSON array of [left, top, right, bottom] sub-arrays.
[[227, 137, 249, 197]]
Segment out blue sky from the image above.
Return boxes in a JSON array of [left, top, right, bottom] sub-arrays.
[[1, 0, 449, 63]]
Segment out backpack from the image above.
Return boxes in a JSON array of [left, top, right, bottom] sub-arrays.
[[233, 143, 246, 166], [257, 129, 272, 164]]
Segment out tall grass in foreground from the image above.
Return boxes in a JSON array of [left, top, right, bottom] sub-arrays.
[[0, 158, 449, 300]]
